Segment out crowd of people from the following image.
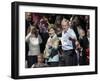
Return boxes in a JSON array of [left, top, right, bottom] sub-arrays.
[[25, 12, 90, 68]]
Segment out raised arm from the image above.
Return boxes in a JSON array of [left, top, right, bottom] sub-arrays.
[[25, 32, 31, 42]]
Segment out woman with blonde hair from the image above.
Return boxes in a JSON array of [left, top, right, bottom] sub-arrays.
[[44, 26, 59, 67]]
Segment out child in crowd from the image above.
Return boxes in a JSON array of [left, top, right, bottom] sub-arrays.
[[31, 54, 48, 68]]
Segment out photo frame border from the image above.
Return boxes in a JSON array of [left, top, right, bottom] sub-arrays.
[[11, 1, 98, 79]]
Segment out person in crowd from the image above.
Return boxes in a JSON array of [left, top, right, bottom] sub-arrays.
[[31, 13, 42, 27], [38, 18, 49, 53], [25, 12, 32, 35], [55, 27, 63, 66], [25, 12, 32, 67], [75, 41, 87, 65], [79, 29, 89, 65], [79, 29, 89, 50], [86, 29, 90, 64], [87, 29, 90, 41], [70, 16, 83, 40], [25, 27, 42, 68], [31, 54, 48, 68], [44, 26, 60, 67], [54, 15, 62, 28], [79, 15, 89, 35], [56, 27, 62, 38], [48, 15, 56, 24], [60, 18, 78, 66], [38, 19, 48, 33]]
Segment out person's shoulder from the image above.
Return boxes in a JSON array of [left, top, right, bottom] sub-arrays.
[[68, 28, 74, 33]]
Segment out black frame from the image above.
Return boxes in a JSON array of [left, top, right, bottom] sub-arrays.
[[11, 1, 98, 79]]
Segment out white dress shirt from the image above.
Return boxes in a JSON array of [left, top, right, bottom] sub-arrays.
[[61, 28, 77, 50]]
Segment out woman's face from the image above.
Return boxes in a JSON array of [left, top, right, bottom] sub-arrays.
[[31, 28, 36, 34], [49, 28, 55, 36], [31, 28, 38, 37]]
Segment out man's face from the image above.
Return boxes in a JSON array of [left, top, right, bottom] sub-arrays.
[[25, 12, 31, 21], [62, 22, 69, 30]]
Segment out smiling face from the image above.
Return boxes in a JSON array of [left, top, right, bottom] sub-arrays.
[[49, 28, 55, 34], [48, 27, 56, 37]]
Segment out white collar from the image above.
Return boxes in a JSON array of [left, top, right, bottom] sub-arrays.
[[62, 28, 70, 34]]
